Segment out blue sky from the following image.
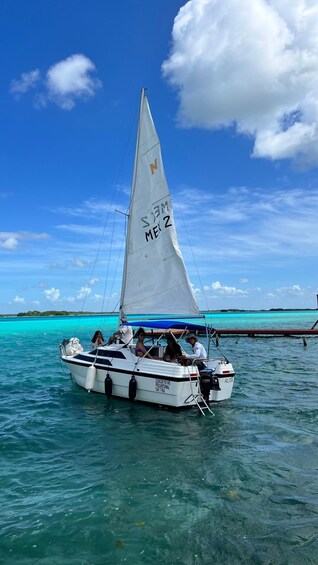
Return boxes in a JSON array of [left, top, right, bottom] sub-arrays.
[[1, 0, 318, 314]]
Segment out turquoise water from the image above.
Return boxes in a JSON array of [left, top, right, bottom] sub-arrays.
[[1, 311, 318, 564]]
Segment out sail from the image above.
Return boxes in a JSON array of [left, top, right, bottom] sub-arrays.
[[120, 90, 200, 317]]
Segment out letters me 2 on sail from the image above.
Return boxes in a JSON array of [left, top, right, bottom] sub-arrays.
[[141, 198, 172, 242]]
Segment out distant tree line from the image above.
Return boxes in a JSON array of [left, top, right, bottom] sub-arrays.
[[17, 310, 71, 317], [15, 311, 104, 317], [2, 307, 314, 318]]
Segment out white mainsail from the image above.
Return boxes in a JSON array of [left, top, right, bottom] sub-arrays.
[[120, 90, 200, 318]]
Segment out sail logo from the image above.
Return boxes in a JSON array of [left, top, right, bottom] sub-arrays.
[[150, 159, 158, 175]]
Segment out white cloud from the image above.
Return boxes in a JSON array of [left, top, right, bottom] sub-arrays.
[[64, 278, 101, 304], [0, 237, 18, 250], [175, 185, 318, 262], [0, 231, 49, 250], [10, 69, 40, 96], [48, 261, 64, 270], [276, 284, 305, 295], [13, 295, 25, 304], [48, 256, 91, 270], [45, 54, 102, 110], [204, 281, 248, 296], [10, 54, 101, 110], [163, 0, 318, 167], [54, 198, 123, 219], [72, 256, 89, 268], [56, 223, 104, 235], [44, 287, 60, 302], [76, 286, 92, 299], [65, 282, 98, 304]]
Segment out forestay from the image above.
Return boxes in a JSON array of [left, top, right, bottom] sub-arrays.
[[120, 90, 200, 317]]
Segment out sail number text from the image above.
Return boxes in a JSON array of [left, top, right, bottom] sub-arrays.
[[141, 199, 172, 242]]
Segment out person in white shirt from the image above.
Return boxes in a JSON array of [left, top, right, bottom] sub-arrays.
[[118, 316, 133, 345], [108, 316, 133, 346], [186, 333, 207, 359], [182, 332, 207, 370]]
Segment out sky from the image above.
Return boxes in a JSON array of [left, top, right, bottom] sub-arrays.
[[1, 0, 318, 314]]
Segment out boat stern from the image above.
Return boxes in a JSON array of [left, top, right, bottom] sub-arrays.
[[205, 359, 235, 402]]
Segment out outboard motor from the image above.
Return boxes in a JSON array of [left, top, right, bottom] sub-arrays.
[[129, 375, 137, 401], [211, 376, 221, 391], [104, 374, 112, 398], [199, 369, 213, 403]]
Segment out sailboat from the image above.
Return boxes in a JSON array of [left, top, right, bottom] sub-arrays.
[[60, 90, 235, 412]]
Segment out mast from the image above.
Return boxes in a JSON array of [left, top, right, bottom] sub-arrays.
[[119, 88, 146, 321]]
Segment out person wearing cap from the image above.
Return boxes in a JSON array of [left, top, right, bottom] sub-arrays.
[[184, 333, 207, 369], [108, 315, 133, 345]]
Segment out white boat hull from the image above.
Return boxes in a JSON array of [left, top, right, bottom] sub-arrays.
[[60, 344, 235, 409]]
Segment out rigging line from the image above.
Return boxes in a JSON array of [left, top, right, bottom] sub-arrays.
[[77, 187, 121, 321], [105, 214, 127, 315], [177, 200, 210, 311], [101, 193, 130, 316], [99, 188, 123, 317], [208, 335, 229, 362], [79, 101, 139, 329], [100, 100, 140, 319], [77, 190, 118, 333], [111, 299, 120, 314]]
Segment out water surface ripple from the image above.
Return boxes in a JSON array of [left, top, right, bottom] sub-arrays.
[[1, 312, 318, 564]]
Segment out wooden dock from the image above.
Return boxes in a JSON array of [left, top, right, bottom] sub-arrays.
[[212, 328, 318, 337], [144, 324, 318, 339]]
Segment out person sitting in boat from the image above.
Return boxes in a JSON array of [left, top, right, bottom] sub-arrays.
[[163, 332, 182, 363], [135, 328, 155, 359], [92, 330, 105, 348], [180, 333, 207, 370], [108, 315, 133, 346]]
